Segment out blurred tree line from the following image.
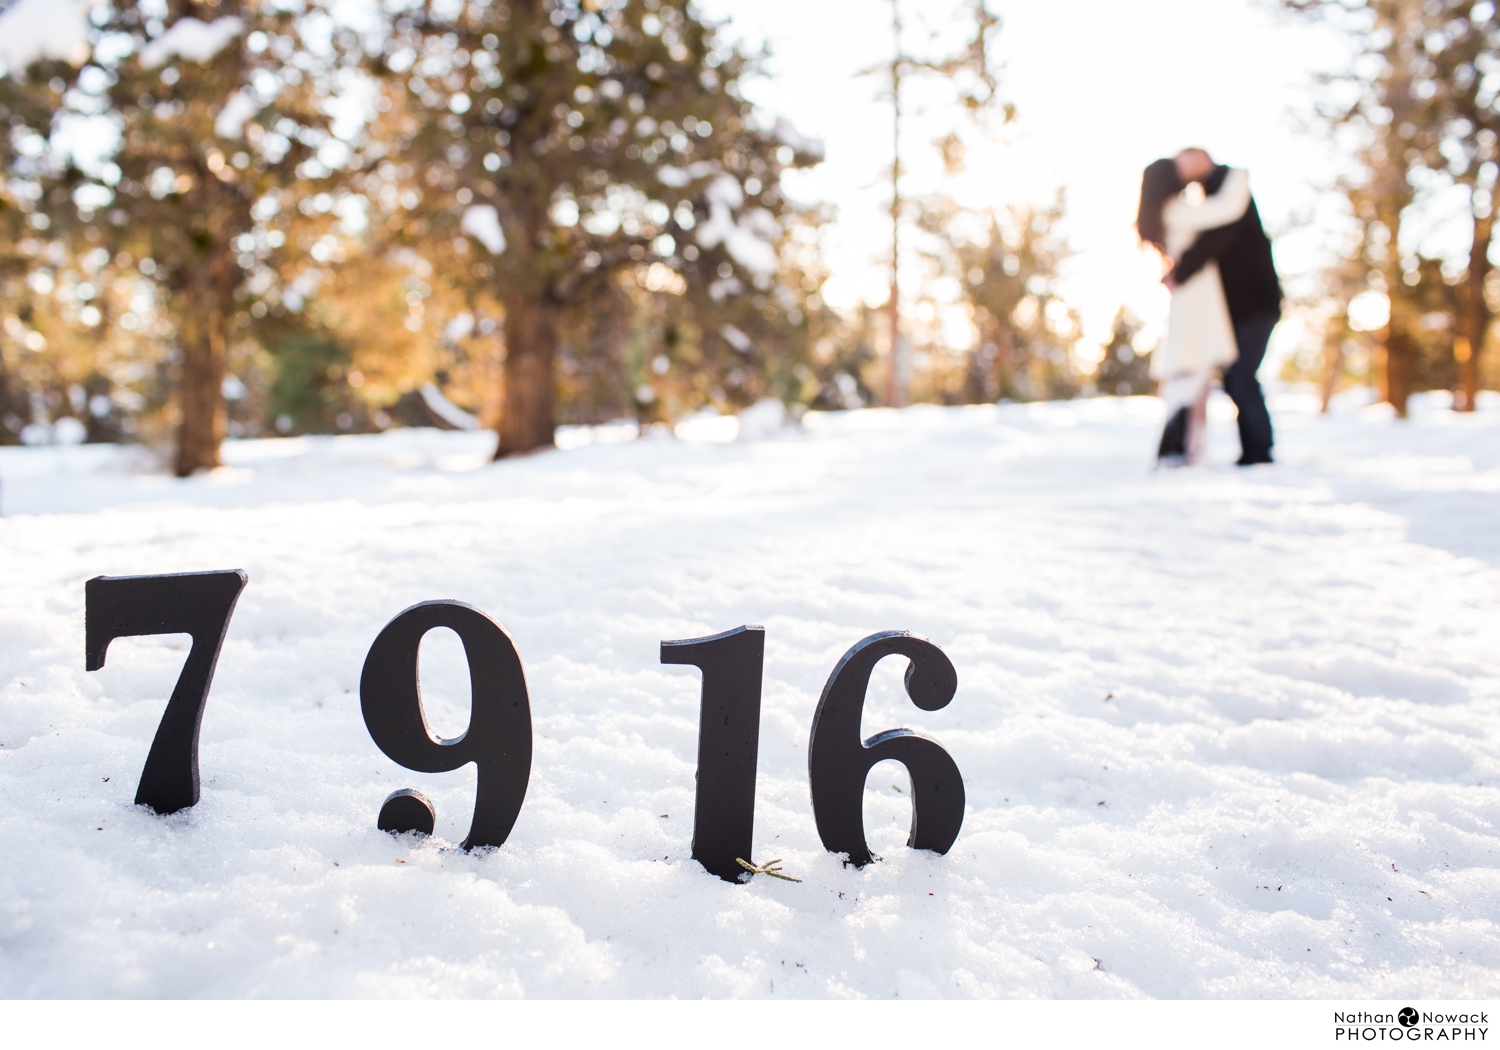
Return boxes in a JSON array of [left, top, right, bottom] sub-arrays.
[[1289, 0, 1500, 414], [915, 192, 1083, 403], [0, 0, 1099, 474]]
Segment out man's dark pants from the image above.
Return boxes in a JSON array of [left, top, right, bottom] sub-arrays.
[[1223, 313, 1277, 464]]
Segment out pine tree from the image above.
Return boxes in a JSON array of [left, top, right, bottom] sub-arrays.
[[0, 70, 164, 446], [920, 192, 1079, 402], [1094, 307, 1150, 397], [868, 0, 1008, 408], [367, 0, 824, 456], [0, 75, 63, 443], [1305, 0, 1427, 416], [10, 0, 356, 472], [1401, 1, 1500, 411], [1289, 0, 1500, 413]]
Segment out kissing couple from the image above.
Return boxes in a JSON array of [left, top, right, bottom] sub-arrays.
[[1136, 148, 1282, 467]]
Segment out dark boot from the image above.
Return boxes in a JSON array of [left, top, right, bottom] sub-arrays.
[[1157, 406, 1189, 464]]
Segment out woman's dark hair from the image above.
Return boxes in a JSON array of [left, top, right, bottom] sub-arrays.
[[1136, 158, 1184, 251]]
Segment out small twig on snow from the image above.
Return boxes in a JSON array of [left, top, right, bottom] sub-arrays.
[[736, 857, 803, 883]]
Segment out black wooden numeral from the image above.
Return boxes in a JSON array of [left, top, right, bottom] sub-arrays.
[[807, 630, 965, 867], [661, 625, 765, 883], [85, 570, 248, 814], [360, 600, 532, 850]]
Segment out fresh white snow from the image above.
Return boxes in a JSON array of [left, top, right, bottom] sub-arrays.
[[418, 382, 482, 431], [138, 17, 245, 70], [1, 390, 1498, 998], [214, 89, 259, 141], [460, 204, 507, 256], [696, 174, 780, 278], [0, 0, 89, 76]]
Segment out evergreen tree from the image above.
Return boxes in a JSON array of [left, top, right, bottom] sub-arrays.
[[0, 71, 166, 446], [1094, 307, 1151, 397], [367, 0, 824, 455], [1413, 2, 1500, 410], [919, 192, 1079, 402], [869, 0, 1009, 408], [0, 77, 63, 443], [1290, 0, 1500, 413], [7, 0, 356, 472]]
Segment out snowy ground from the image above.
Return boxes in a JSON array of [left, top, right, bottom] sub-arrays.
[[1, 389, 1498, 998]]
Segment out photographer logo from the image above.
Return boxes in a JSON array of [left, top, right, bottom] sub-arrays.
[[1335, 1009, 1488, 1042]]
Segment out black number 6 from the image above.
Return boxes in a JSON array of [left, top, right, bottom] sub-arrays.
[[807, 630, 965, 867], [359, 600, 532, 850]]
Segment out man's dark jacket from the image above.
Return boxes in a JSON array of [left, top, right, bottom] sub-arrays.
[[1171, 165, 1282, 320]]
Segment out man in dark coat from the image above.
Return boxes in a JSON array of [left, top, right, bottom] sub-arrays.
[[1167, 148, 1282, 465]]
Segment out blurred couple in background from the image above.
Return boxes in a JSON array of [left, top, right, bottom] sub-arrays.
[[1136, 148, 1282, 467]]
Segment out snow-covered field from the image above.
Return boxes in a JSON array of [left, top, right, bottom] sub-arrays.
[[1, 389, 1497, 998]]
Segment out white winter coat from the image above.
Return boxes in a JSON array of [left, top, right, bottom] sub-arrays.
[[1151, 168, 1251, 381]]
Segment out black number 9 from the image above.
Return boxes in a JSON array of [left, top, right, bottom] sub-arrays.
[[359, 600, 533, 850], [807, 630, 965, 867]]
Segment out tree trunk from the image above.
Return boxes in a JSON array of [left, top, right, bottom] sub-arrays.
[[991, 322, 1016, 400], [1456, 207, 1493, 413], [1383, 320, 1415, 418], [174, 264, 231, 476], [495, 295, 559, 457], [0, 345, 25, 444], [173, 168, 238, 477], [1319, 329, 1344, 414]]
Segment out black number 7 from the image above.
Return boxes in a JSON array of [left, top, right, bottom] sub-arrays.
[[85, 570, 247, 814]]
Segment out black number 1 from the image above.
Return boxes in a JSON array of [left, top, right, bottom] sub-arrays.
[[85, 570, 248, 814], [661, 625, 765, 882]]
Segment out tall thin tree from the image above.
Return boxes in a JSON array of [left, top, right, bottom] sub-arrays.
[[864, 0, 1005, 407]]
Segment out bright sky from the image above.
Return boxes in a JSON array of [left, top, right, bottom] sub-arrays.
[[4, 0, 1353, 368], [707, 0, 1353, 364]]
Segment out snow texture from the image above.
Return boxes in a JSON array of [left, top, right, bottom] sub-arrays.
[[0, 0, 89, 75], [734, 398, 787, 442], [214, 90, 258, 140], [1, 390, 1498, 998], [419, 382, 481, 431], [657, 161, 719, 189], [696, 175, 779, 278], [773, 116, 825, 161], [461, 204, 506, 255], [139, 17, 244, 69], [720, 324, 752, 353]]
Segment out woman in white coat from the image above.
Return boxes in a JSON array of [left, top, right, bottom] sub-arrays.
[[1136, 158, 1251, 465]]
